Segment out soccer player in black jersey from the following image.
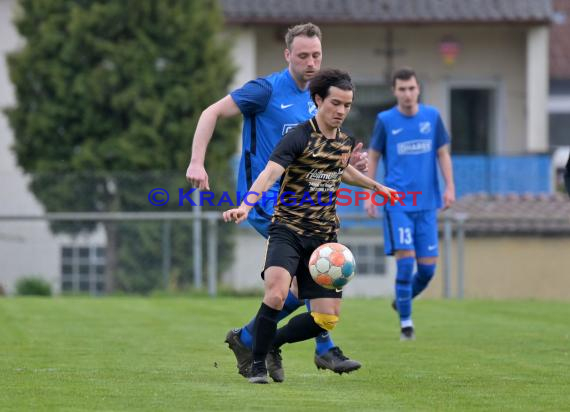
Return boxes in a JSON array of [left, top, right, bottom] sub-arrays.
[[188, 23, 367, 381], [224, 69, 398, 384]]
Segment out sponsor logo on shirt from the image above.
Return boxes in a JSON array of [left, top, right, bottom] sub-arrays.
[[397, 139, 432, 155], [308, 101, 318, 115], [280, 103, 294, 109], [282, 123, 298, 135], [306, 168, 342, 181], [419, 121, 431, 134], [392, 128, 404, 135], [306, 168, 343, 192]]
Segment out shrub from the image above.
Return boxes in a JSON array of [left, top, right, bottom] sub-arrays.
[[16, 277, 52, 296]]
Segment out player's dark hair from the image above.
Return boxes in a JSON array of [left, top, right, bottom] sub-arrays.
[[310, 69, 354, 105], [285, 22, 322, 50], [392, 67, 418, 87]]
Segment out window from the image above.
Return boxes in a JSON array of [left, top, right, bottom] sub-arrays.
[[450, 87, 496, 154], [61, 246, 106, 293], [550, 113, 570, 148], [549, 83, 570, 149], [343, 241, 386, 276]]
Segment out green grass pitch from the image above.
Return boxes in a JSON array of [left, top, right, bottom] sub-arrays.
[[1, 297, 568, 411]]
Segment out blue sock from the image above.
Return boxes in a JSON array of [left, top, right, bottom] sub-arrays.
[[395, 257, 415, 324], [240, 290, 303, 349], [412, 263, 436, 298], [315, 331, 335, 355], [306, 300, 336, 355]]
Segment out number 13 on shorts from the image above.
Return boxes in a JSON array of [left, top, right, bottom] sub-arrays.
[[398, 227, 413, 245], [383, 210, 439, 256]]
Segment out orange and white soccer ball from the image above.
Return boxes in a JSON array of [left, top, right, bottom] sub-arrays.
[[309, 243, 356, 290]]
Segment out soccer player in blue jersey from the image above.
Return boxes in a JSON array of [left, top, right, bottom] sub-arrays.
[[186, 23, 365, 381], [364, 67, 456, 341]]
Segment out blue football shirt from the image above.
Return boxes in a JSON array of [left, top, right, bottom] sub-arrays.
[[230, 68, 318, 217], [370, 104, 450, 211]]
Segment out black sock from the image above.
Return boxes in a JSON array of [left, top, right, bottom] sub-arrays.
[[252, 303, 281, 363], [272, 312, 326, 349]]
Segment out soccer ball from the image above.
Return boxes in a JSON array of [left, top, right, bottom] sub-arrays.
[[309, 243, 356, 290]]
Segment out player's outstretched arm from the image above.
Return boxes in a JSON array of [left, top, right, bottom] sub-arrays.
[[223, 161, 285, 224], [437, 145, 456, 209], [342, 164, 398, 202], [186, 95, 242, 190]]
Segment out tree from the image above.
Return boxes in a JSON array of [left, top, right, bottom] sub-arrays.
[[5, 0, 238, 293]]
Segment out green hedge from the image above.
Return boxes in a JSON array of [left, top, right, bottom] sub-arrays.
[[16, 277, 52, 296]]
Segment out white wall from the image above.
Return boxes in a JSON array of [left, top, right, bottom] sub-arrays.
[[0, 0, 60, 294], [221, 228, 266, 291], [0, 0, 20, 173]]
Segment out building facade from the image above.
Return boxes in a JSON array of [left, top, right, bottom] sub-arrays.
[[0, 0, 564, 297]]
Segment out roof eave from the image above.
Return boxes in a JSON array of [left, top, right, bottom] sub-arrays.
[[223, 18, 553, 26]]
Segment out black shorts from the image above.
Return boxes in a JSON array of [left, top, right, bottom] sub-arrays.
[[262, 222, 342, 300]]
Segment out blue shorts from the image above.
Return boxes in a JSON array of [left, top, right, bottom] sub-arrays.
[[247, 203, 273, 239], [383, 210, 438, 257]]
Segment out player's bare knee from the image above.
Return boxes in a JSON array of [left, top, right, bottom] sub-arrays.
[[263, 280, 289, 309], [263, 292, 287, 310], [309, 297, 341, 315], [263, 266, 292, 304]]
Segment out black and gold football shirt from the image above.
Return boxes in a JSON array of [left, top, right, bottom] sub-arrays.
[[269, 117, 355, 238]]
